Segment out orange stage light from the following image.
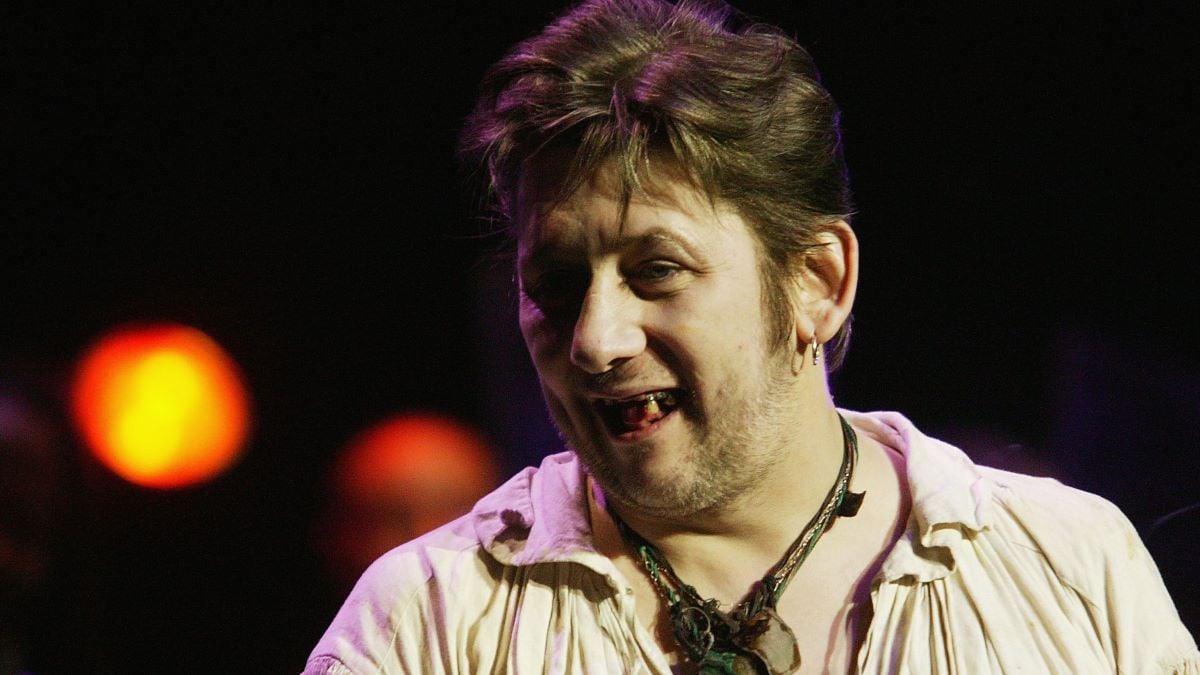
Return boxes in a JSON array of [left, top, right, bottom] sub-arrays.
[[71, 323, 251, 489]]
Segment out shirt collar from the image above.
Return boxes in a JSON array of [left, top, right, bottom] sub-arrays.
[[841, 409, 993, 582], [471, 451, 613, 571]]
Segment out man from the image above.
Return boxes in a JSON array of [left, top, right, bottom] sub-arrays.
[[305, 0, 1198, 672]]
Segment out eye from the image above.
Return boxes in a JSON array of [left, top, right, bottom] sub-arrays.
[[631, 261, 686, 288], [638, 262, 679, 281]]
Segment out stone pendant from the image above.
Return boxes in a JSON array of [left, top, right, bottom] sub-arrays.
[[698, 609, 801, 674], [743, 608, 801, 674]]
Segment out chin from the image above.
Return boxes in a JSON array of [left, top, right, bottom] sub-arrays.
[[591, 450, 719, 516]]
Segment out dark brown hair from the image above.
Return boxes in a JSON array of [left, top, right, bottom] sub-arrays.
[[459, 0, 855, 369]]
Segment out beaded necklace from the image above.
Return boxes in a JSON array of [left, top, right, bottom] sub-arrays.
[[611, 415, 865, 674]]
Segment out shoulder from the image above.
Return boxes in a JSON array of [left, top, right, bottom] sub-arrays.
[[357, 515, 497, 608], [303, 451, 609, 674], [847, 410, 1199, 669], [303, 515, 501, 674], [982, 467, 1200, 670], [974, 462, 1181, 580], [981, 465, 1129, 540], [975, 468, 1138, 583]]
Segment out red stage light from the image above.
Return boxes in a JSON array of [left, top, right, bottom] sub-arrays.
[[71, 323, 250, 489], [318, 413, 500, 587]]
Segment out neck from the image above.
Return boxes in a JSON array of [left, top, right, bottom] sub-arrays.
[[600, 400, 849, 604]]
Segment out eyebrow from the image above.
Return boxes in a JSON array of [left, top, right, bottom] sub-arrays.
[[521, 225, 704, 266], [629, 229, 694, 248]]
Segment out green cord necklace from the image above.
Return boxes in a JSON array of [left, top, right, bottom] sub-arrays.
[[611, 415, 865, 674]]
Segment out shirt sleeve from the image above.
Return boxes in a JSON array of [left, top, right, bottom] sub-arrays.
[[1070, 494, 1199, 673]]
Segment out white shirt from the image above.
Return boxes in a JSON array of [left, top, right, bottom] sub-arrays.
[[304, 410, 1200, 674]]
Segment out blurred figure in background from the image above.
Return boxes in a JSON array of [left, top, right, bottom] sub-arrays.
[[0, 373, 70, 675], [312, 412, 502, 597]]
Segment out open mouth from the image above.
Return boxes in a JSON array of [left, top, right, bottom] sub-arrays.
[[594, 389, 685, 436]]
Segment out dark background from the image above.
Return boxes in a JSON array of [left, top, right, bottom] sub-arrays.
[[3, 1, 1197, 672]]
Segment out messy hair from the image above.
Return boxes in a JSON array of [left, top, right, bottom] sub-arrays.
[[459, 0, 855, 369]]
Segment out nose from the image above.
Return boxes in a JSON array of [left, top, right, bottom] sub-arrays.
[[569, 279, 646, 374]]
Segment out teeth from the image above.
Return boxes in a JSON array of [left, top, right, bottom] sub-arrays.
[[601, 390, 678, 407], [598, 389, 683, 434]]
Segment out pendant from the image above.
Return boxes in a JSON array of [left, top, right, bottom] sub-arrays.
[[671, 604, 716, 663], [696, 646, 789, 675], [743, 609, 801, 675], [692, 609, 800, 674], [698, 649, 766, 675]]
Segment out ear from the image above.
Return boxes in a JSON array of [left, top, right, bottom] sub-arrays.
[[790, 220, 858, 343]]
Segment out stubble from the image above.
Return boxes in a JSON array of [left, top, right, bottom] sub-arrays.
[[553, 347, 796, 520]]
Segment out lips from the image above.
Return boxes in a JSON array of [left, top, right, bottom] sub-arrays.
[[594, 389, 684, 436]]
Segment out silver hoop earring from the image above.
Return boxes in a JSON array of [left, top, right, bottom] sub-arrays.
[[811, 336, 821, 366]]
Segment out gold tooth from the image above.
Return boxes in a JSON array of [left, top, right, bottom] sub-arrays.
[[645, 398, 660, 416]]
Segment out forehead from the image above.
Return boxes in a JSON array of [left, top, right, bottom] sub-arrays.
[[514, 154, 729, 247]]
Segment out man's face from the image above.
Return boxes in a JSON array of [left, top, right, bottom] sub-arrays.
[[515, 162, 798, 517]]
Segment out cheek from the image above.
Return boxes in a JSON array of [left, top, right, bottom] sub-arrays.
[[543, 394, 575, 427]]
